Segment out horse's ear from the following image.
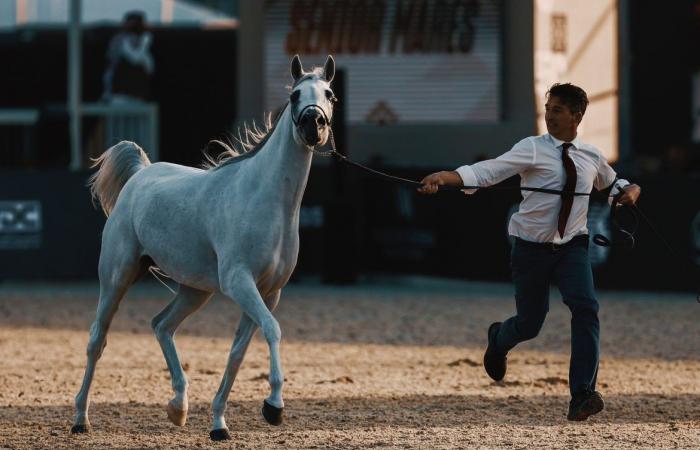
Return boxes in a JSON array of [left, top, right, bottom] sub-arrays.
[[291, 55, 303, 81], [324, 55, 335, 83]]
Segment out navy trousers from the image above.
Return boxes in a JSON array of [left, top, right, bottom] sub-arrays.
[[494, 235, 600, 396]]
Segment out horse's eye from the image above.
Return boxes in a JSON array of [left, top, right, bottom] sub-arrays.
[[325, 90, 337, 103], [290, 90, 300, 103]]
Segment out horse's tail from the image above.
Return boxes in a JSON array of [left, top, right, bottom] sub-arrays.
[[88, 140, 151, 216]]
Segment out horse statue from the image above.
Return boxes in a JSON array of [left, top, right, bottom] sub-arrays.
[[71, 54, 337, 441]]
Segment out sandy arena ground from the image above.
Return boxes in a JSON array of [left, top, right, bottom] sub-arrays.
[[0, 277, 698, 449]]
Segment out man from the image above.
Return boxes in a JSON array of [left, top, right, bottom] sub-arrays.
[[418, 83, 641, 421], [102, 11, 154, 102]]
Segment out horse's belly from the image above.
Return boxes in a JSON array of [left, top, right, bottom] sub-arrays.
[[147, 248, 219, 292], [138, 226, 219, 292]]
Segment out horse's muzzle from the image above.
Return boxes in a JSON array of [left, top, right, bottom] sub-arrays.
[[299, 109, 326, 146]]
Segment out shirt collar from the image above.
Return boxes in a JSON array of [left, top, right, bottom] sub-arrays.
[[547, 134, 580, 150]]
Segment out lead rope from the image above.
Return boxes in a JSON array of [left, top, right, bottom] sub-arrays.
[[323, 128, 590, 196]]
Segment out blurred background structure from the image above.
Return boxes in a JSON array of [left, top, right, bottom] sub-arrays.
[[0, 0, 698, 291]]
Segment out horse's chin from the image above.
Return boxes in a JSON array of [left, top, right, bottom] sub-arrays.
[[294, 128, 329, 149], [308, 136, 328, 149], [315, 129, 330, 146]]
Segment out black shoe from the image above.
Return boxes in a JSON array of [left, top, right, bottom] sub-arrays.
[[483, 322, 507, 381], [567, 390, 605, 421]]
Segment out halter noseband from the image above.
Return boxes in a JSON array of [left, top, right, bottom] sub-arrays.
[[291, 103, 332, 129]]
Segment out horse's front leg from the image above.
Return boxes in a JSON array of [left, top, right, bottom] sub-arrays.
[[209, 312, 257, 440], [212, 275, 284, 439], [209, 288, 282, 440]]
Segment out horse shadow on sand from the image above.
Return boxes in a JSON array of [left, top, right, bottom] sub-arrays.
[[1, 393, 697, 434]]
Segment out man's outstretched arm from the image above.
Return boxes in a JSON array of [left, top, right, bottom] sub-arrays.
[[418, 139, 534, 195]]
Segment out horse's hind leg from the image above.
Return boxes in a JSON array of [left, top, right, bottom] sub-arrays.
[[71, 240, 141, 433], [151, 284, 213, 426]]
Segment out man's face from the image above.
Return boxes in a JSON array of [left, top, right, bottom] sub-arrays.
[[545, 95, 580, 137], [125, 17, 145, 34]]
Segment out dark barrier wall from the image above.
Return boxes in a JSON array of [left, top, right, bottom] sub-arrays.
[[317, 168, 700, 292], [1, 168, 698, 293], [0, 170, 104, 279], [595, 175, 700, 291]]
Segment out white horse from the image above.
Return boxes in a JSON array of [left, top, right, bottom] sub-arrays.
[[71, 55, 337, 441]]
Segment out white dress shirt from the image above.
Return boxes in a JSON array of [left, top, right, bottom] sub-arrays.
[[455, 134, 629, 244]]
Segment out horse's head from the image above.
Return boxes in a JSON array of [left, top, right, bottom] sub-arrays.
[[289, 54, 337, 148]]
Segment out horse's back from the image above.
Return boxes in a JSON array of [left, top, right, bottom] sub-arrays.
[[107, 162, 206, 223], [130, 161, 205, 189]]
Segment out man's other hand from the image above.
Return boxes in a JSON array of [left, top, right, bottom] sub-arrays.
[[618, 184, 641, 205]]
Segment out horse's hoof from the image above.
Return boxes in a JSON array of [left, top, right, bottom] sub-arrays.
[[209, 428, 231, 441], [70, 423, 91, 434], [166, 400, 187, 426], [262, 400, 284, 426]]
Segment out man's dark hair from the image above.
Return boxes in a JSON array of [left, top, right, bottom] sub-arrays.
[[546, 83, 589, 116], [124, 10, 145, 23], [123, 11, 146, 33]]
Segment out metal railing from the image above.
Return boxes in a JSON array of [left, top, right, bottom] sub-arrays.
[[0, 102, 159, 168], [0, 109, 40, 168], [82, 102, 159, 161]]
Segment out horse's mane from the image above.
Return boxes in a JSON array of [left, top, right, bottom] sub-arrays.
[[202, 103, 288, 170], [202, 68, 325, 170]]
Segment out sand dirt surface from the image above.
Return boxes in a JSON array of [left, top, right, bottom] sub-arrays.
[[0, 278, 698, 449]]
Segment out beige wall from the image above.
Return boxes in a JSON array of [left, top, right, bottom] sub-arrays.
[[534, 0, 619, 161]]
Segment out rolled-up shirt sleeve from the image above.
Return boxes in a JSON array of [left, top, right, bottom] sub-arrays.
[[455, 139, 535, 194], [594, 151, 630, 204], [454, 165, 478, 194]]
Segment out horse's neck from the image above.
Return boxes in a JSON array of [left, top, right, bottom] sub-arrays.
[[253, 106, 313, 210]]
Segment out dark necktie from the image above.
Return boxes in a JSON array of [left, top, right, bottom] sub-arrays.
[[558, 143, 577, 238]]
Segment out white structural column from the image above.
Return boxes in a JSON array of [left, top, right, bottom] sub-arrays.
[[237, 0, 265, 126], [68, 0, 82, 170], [161, 0, 174, 24], [16, 0, 27, 25]]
